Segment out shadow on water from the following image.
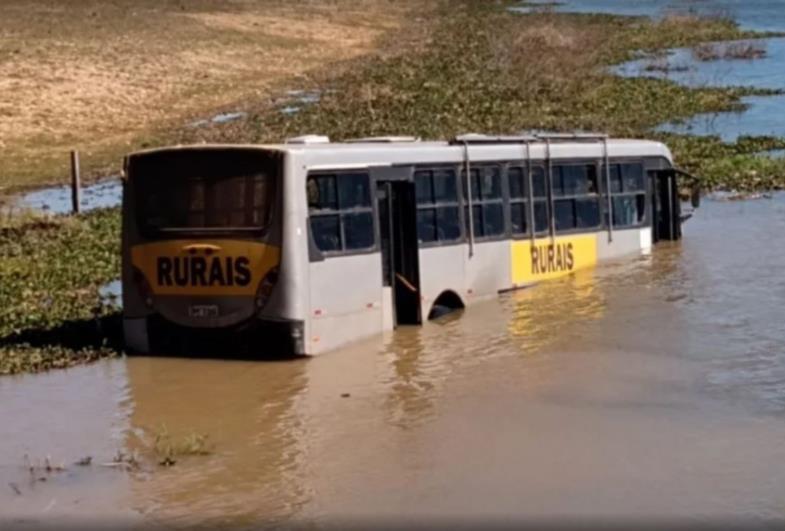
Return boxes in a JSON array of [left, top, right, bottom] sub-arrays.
[[0, 312, 301, 363], [0, 313, 124, 352]]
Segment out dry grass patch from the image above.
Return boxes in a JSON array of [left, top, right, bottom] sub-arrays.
[[0, 0, 427, 191]]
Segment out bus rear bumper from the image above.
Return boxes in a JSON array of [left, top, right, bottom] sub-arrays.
[[123, 315, 305, 357]]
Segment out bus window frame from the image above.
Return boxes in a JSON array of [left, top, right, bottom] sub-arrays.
[[414, 165, 465, 248], [306, 170, 379, 259], [507, 163, 550, 240], [601, 158, 649, 230], [462, 163, 507, 243], [131, 157, 281, 240], [548, 161, 603, 236]]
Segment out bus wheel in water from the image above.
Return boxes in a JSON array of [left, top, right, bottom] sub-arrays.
[[428, 290, 465, 321]]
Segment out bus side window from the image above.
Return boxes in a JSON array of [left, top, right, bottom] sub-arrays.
[[605, 163, 646, 227], [415, 169, 461, 244], [307, 172, 375, 254], [463, 166, 504, 239], [552, 163, 600, 233], [509, 166, 549, 236]]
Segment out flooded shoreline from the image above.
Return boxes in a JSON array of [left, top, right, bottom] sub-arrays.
[[562, 0, 785, 142], [3, 1, 785, 526], [3, 194, 785, 525]]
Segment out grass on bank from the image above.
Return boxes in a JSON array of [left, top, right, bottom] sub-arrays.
[[3, 1, 785, 375]]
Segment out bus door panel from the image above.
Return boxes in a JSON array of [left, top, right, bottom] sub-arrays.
[[375, 179, 422, 326], [651, 169, 681, 242]]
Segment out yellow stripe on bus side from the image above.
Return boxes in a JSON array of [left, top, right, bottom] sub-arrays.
[[131, 239, 280, 296], [511, 234, 598, 284]]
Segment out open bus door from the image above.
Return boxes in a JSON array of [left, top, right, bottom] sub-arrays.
[[651, 168, 682, 242], [373, 168, 422, 326]]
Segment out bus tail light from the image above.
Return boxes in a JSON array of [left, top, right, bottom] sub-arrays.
[[132, 266, 154, 308], [255, 267, 279, 309]]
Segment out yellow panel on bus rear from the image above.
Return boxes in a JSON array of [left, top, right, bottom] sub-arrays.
[[131, 239, 280, 296], [510, 234, 597, 284]]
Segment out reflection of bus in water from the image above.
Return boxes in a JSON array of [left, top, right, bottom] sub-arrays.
[[122, 133, 688, 356]]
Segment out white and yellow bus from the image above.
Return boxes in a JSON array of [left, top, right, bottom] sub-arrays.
[[121, 133, 687, 355]]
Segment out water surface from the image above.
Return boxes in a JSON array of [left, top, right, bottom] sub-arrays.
[[524, 0, 785, 32], [2, 195, 785, 526]]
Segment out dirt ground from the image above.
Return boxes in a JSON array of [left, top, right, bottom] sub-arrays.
[[0, 0, 424, 192]]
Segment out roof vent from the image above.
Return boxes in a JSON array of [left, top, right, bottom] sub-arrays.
[[285, 134, 330, 144], [345, 136, 420, 143], [533, 132, 608, 142], [451, 133, 538, 144]]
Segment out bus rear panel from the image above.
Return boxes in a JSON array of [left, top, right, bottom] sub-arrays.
[[122, 147, 303, 356]]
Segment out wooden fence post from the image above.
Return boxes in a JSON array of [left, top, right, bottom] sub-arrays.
[[70, 150, 81, 214]]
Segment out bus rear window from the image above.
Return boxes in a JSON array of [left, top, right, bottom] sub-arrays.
[[129, 149, 278, 235]]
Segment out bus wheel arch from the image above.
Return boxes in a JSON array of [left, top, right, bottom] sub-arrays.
[[427, 290, 465, 320]]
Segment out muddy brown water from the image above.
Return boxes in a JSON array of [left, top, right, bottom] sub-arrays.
[[2, 195, 785, 527]]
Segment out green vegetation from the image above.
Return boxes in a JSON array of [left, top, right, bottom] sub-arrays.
[[169, 2, 785, 191], [2, 1, 785, 375], [0, 208, 120, 375], [659, 134, 785, 191]]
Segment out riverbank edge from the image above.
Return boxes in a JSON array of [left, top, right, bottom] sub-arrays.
[[3, 1, 785, 375]]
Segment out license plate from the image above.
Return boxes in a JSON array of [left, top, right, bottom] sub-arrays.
[[188, 304, 219, 318]]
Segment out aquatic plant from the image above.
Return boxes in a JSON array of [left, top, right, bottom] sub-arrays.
[[153, 424, 213, 467], [0, 208, 120, 374], [692, 40, 768, 61]]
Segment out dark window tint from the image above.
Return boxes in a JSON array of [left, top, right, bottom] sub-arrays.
[[507, 166, 547, 199], [468, 169, 480, 200], [343, 212, 374, 249], [308, 172, 374, 254], [483, 203, 505, 236], [464, 166, 504, 239], [310, 215, 341, 251], [415, 168, 461, 244], [433, 170, 458, 202], [613, 195, 646, 226], [534, 201, 549, 232], [576, 198, 600, 228], [338, 173, 371, 209], [509, 167, 525, 199], [467, 167, 502, 200], [622, 163, 645, 192], [603, 162, 647, 229], [308, 175, 338, 210], [511, 202, 527, 235], [417, 208, 437, 243], [554, 199, 575, 231], [415, 171, 433, 205], [480, 168, 502, 199], [608, 164, 623, 194], [554, 164, 598, 196], [532, 167, 547, 198], [132, 149, 278, 235], [465, 203, 504, 237], [607, 163, 645, 193], [436, 206, 461, 241]]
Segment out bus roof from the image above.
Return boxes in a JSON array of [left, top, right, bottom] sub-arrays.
[[126, 136, 674, 168]]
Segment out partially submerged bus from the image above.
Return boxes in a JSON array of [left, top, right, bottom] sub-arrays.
[[121, 133, 689, 356]]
